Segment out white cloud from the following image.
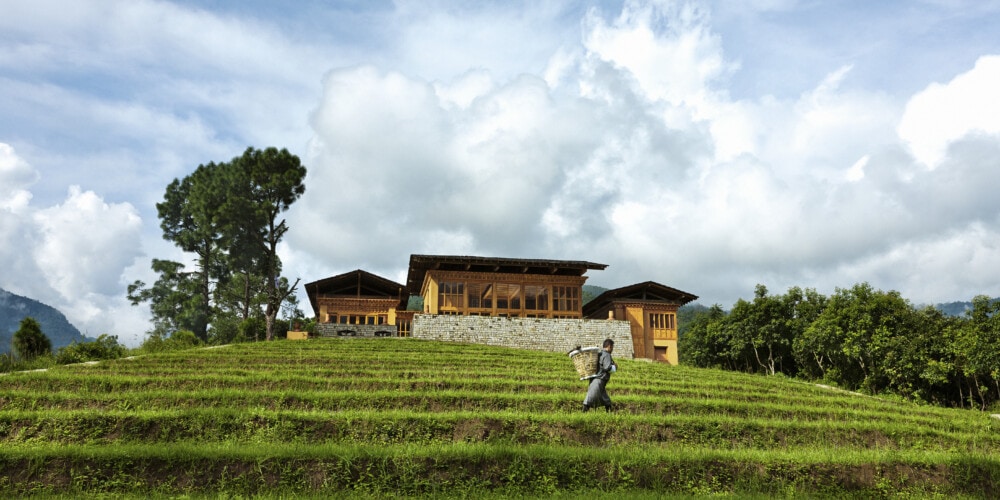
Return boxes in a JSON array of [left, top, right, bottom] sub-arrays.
[[33, 186, 143, 299], [291, 1, 1000, 310], [584, 0, 735, 111], [899, 55, 1000, 168], [0, 144, 147, 345], [5, 0, 1000, 334], [0, 143, 38, 213]]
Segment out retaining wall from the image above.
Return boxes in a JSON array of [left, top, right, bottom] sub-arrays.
[[411, 314, 634, 359], [315, 323, 398, 338]]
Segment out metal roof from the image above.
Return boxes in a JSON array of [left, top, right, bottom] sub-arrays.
[[582, 281, 698, 316], [304, 269, 408, 314]]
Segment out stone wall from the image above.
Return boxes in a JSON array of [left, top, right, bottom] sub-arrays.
[[411, 314, 634, 359], [315, 323, 398, 338]]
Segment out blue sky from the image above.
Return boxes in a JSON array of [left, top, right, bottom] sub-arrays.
[[2, 0, 1000, 346]]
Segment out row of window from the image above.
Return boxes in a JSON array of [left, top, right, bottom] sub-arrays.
[[325, 314, 412, 337], [326, 314, 388, 325], [438, 281, 581, 315], [649, 312, 677, 340]]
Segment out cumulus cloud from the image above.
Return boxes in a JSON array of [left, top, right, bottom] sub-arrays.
[[33, 186, 143, 299], [6, 0, 1000, 330], [898, 55, 1000, 168], [290, 0, 1000, 307], [0, 144, 146, 344], [0, 143, 38, 213]]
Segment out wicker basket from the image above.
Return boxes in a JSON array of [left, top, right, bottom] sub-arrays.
[[568, 347, 601, 380]]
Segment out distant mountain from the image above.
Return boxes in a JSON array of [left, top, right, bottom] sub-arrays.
[[935, 301, 972, 317], [934, 298, 999, 317], [581, 285, 608, 305], [0, 288, 90, 355]]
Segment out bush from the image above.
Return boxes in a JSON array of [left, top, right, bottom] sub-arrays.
[[140, 329, 203, 353], [12, 317, 52, 361], [209, 315, 241, 345], [0, 351, 56, 373], [55, 334, 128, 364], [240, 317, 266, 342]]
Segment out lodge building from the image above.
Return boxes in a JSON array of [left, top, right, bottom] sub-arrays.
[[304, 254, 697, 364]]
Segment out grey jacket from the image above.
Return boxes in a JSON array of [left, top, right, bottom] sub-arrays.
[[596, 350, 616, 382]]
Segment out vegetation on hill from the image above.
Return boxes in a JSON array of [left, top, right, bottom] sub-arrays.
[[1, 338, 997, 497], [0, 288, 88, 355], [581, 284, 607, 305], [681, 283, 1000, 411]]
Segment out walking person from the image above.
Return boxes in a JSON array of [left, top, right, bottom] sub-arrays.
[[583, 338, 617, 412]]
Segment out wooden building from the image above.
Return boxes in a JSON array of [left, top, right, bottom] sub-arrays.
[[582, 281, 698, 365], [305, 255, 697, 364], [405, 255, 607, 318], [304, 269, 414, 337]]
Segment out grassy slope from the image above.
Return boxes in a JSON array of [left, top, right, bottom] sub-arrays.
[[0, 338, 998, 498]]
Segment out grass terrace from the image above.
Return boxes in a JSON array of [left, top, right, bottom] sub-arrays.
[[1, 338, 998, 497]]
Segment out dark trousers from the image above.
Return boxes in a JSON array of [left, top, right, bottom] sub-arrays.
[[583, 377, 611, 408]]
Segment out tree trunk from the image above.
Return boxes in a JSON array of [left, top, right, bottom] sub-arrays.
[[958, 378, 964, 409], [813, 353, 826, 378], [265, 311, 275, 342], [973, 374, 986, 410], [241, 272, 251, 321]]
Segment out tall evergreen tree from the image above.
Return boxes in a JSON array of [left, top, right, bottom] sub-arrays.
[[152, 163, 231, 341], [229, 147, 306, 341], [130, 147, 306, 343], [12, 317, 51, 361]]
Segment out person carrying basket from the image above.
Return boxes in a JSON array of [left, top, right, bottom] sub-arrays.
[[582, 338, 616, 412]]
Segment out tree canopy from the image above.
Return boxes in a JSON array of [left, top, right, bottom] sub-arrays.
[[12, 317, 52, 361], [681, 284, 1000, 410], [129, 147, 307, 343]]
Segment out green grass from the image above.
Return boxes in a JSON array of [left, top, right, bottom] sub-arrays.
[[1, 338, 998, 497]]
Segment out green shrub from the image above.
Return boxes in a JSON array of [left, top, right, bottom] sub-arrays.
[[239, 317, 266, 342], [55, 334, 128, 364], [140, 329, 203, 353], [208, 315, 241, 345]]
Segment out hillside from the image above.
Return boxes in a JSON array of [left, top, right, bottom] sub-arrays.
[[0, 339, 997, 497], [0, 288, 89, 355]]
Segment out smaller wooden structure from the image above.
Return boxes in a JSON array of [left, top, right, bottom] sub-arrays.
[[583, 281, 697, 365], [304, 270, 414, 336]]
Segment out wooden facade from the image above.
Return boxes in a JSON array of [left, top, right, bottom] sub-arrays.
[[305, 256, 697, 364], [304, 270, 412, 336], [582, 281, 698, 365], [405, 255, 607, 318]]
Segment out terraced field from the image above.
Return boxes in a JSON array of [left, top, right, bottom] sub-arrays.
[[1, 338, 998, 497]]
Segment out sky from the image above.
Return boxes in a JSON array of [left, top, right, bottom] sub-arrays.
[[2, 0, 1000, 347]]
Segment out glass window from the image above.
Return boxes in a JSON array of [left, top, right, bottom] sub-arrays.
[[467, 282, 491, 309], [525, 285, 548, 311], [439, 281, 464, 309], [553, 286, 580, 312], [494, 283, 521, 311], [397, 318, 411, 337], [650, 312, 677, 339]]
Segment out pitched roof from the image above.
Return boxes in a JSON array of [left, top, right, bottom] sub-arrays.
[[405, 254, 608, 292], [304, 269, 407, 313], [582, 281, 698, 316]]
